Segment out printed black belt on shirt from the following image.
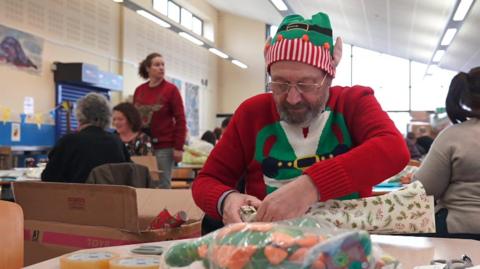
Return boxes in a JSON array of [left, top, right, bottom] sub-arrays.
[[261, 144, 349, 178]]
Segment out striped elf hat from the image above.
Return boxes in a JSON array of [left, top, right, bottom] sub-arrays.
[[265, 12, 336, 77]]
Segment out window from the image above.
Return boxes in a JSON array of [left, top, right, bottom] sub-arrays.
[[352, 46, 409, 111], [181, 8, 192, 30], [387, 112, 411, 135], [332, 43, 351, 87], [151, 1, 205, 39], [167, 1, 180, 23], [192, 16, 203, 35], [152, 0, 168, 15], [268, 25, 278, 38], [411, 62, 455, 111]]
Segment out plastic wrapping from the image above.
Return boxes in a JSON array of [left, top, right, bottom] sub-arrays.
[[163, 216, 399, 269]]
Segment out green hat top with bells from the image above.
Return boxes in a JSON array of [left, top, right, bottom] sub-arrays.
[[265, 12, 340, 77]]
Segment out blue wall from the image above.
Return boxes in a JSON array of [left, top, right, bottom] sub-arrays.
[[0, 122, 54, 146]]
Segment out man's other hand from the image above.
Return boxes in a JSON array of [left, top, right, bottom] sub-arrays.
[[255, 175, 318, 222], [222, 192, 261, 224]]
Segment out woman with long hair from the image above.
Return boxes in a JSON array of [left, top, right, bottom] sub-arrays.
[[134, 53, 187, 189], [414, 67, 480, 237]]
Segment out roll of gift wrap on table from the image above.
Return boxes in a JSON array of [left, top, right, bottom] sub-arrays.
[[307, 181, 435, 234]]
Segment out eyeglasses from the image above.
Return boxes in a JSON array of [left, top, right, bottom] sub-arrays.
[[267, 74, 327, 96]]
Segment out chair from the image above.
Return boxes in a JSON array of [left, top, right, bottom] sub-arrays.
[[86, 163, 154, 188], [130, 156, 162, 181], [0, 200, 24, 269], [171, 167, 195, 189]]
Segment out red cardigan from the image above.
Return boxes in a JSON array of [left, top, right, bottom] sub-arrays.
[[192, 85, 410, 220]]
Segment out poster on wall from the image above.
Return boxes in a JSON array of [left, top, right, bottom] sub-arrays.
[[0, 24, 43, 74], [185, 82, 199, 137], [11, 122, 20, 142], [167, 76, 185, 100]]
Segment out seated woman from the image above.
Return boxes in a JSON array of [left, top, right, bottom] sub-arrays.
[[41, 93, 130, 183], [201, 130, 217, 146], [413, 67, 480, 237], [113, 102, 154, 156]]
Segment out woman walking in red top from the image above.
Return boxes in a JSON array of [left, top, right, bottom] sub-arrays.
[[134, 53, 187, 188]]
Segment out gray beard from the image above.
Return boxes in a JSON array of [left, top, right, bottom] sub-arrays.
[[278, 104, 322, 126]]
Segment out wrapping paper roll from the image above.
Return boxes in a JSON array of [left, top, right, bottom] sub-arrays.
[[308, 181, 436, 234]]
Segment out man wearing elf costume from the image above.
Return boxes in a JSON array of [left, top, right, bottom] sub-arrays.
[[192, 12, 410, 225]]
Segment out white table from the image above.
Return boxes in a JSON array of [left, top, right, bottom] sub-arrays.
[[25, 235, 480, 268]]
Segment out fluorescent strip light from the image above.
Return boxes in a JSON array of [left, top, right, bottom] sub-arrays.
[[208, 48, 229, 59], [136, 10, 171, 28], [429, 65, 441, 75], [179, 32, 204, 46], [112, 0, 123, 2], [425, 65, 432, 76], [432, 50, 445, 62], [453, 0, 474, 21], [232, 60, 247, 69], [270, 0, 288, 11], [441, 28, 458, 46]]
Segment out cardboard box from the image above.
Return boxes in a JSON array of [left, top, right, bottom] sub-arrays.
[[12, 181, 204, 266]]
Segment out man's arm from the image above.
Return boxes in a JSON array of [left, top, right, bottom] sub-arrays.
[[304, 86, 410, 201], [191, 112, 250, 220]]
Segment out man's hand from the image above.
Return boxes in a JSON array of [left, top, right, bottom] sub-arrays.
[[255, 175, 319, 222], [173, 150, 183, 163], [222, 192, 262, 224]]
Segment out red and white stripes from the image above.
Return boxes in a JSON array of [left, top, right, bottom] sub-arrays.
[[266, 38, 335, 77]]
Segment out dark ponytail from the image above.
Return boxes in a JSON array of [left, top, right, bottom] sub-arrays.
[[446, 67, 480, 124], [138, 52, 163, 80]]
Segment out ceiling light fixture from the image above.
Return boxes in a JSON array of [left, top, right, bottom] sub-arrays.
[[440, 28, 458, 46], [112, 0, 123, 2], [232, 60, 247, 69], [124, 1, 247, 69], [208, 48, 229, 59], [453, 0, 474, 21], [179, 32, 204, 46], [432, 50, 445, 63], [136, 10, 171, 28], [270, 0, 288, 11]]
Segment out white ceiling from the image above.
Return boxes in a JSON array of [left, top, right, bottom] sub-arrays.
[[206, 0, 480, 72]]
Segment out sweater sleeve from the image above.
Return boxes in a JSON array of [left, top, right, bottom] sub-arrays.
[[171, 86, 187, 151], [412, 130, 452, 198], [304, 86, 410, 200], [191, 109, 250, 220]]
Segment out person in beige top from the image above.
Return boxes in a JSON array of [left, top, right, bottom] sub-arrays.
[[414, 66, 480, 237]]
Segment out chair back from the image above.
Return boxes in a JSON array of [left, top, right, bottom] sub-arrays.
[[0, 200, 24, 269], [86, 163, 153, 188], [131, 156, 161, 181]]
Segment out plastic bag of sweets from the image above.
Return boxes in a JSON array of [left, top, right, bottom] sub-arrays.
[[162, 216, 400, 269]]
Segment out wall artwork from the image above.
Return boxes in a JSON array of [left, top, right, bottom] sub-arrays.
[[167, 76, 184, 99], [11, 122, 20, 142], [0, 24, 43, 74], [185, 82, 199, 137]]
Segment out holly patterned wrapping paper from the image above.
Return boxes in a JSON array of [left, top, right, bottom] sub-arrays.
[[307, 181, 435, 234]]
